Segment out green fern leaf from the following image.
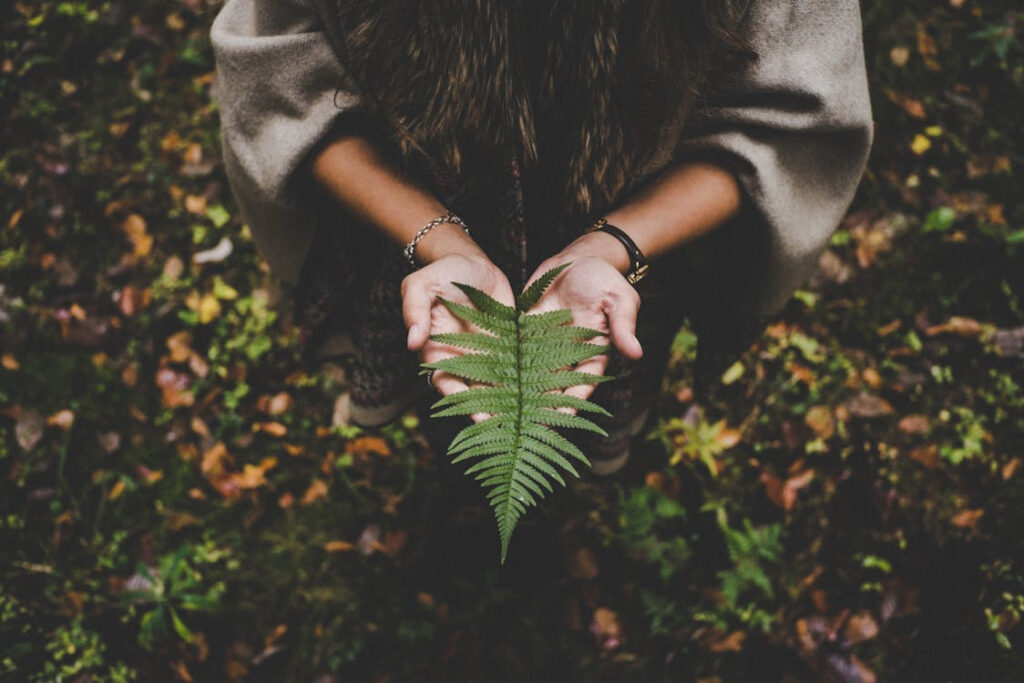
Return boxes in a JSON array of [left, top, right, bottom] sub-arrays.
[[423, 263, 612, 563]]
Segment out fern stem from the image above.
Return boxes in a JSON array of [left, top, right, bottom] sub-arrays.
[[497, 308, 529, 564]]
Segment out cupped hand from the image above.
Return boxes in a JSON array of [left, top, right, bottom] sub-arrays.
[[402, 253, 515, 398], [524, 242, 643, 403]]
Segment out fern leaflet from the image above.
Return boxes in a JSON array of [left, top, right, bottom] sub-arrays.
[[422, 263, 612, 563]]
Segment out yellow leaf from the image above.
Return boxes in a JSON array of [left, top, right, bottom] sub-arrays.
[[910, 135, 932, 155], [108, 479, 126, 500], [192, 293, 221, 324], [721, 361, 744, 385]]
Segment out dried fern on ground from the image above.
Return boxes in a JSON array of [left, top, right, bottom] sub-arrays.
[[422, 264, 613, 562]]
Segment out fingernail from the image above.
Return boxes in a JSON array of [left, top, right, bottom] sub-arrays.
[[407, 325, 419, 346]]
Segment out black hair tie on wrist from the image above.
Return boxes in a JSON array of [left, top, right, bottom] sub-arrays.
[[585, 218, 650, 286]]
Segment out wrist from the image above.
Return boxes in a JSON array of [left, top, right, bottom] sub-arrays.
[[415, 222, 485, 265], [562, 231, 632, 275]]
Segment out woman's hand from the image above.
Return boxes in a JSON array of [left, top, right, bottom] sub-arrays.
[[403, 250, 515, 398], [524, 232, 643, 402]]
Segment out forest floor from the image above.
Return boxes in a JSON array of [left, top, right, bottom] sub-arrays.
[[2, 1, 1024, 681]]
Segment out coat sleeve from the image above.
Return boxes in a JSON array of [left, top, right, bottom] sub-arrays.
[[210, 0, 362, 284], [676, 0, 874, 318]]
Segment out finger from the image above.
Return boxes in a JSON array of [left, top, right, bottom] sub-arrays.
[[433, 371, 469, 397], [402, 275, 434, 350], [605, 290, 643, 360]]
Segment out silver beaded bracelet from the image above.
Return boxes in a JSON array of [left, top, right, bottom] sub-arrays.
[[402, 211, 469, 268]]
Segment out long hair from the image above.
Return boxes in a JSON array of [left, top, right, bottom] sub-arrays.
[[330, 0, 753, 214]]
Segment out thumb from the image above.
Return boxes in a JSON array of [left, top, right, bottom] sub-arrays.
[[402, 278, 434, 351], [606, 296, 642, 360]]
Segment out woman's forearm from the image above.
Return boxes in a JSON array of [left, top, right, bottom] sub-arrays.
[[566, 161, 743, 273], [309, 133, 485, 264]]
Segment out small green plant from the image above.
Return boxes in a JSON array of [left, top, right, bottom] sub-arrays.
[[122, 545, 225, 650], [422, 264, 612, 562]]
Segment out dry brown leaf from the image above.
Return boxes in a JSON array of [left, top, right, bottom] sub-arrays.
[[845, 393, 894, 418], [565, 547, 600, 580], [234, 457, 277, 489], [201, 443, 230, 478], [255, 421, 288, 438], [184, 194, 207, 215], [706, 630, 745, 654], [346, 436, 391, 457], [156, 366, 194, 408], [590, 608, 623, 650], [15, 408, 45, 452], [951, 508, 984, 529], [166, 331, 193, 363], [805, 406, 835, 439], [1003, 458, 1022, 481], [898, 415, 930, 435], [845, 612, 879, 643], [120, 213, 153, 257], [325, 540, 355, 553], [908, 445, 940, 469], [917, 24, 941, 71], [925, 316, 985, 337], [885, 89, 926, 119], [301, 479, 328, 505], [266, 392, 292, 416], [47, 409, 75, 430]]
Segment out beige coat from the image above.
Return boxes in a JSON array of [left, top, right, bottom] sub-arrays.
[[211, 0, 873, 319]]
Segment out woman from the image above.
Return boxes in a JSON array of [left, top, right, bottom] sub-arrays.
[[210, 0, 872, 474]]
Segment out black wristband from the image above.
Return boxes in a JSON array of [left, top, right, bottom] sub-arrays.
[[586, 218, 650, 285]]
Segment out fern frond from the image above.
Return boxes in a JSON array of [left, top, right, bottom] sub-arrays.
[[424, 263, 612, 563]]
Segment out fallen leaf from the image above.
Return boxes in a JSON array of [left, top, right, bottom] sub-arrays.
[[120, 213, 153, 257], [166, 331, 194, 363], [916, 24, 940, 71], [255, 422, 287, 437], [301, 479, 328, 506], [192, 236, 233, 265], [565, 547, 600, 580], [805, 406, 835, 439], [2, 353, 19, 370], [845, 612, 879, 643], [108, 479, 126, 500], [706, 630, 745, 653], [885, 89, 926, 119], [346, 436, 391, 457], [925, 316, 985, 337], [910, 134, 932, 155], [992, 326, 1024, 358], [184, 194, 207, 215], [201, 443, 231, 478], [16, 408, 45, 452], [951, 509, 984, 529], [156, 366, 194, 408], [898, 415, 930, 435], [357, 524, 381, 555], [908, 445, 939, 469], [325, 540, 355, 553], [266, 392, 292, 416], [1003, 458, 1021, 481], [890, 45, 910, 67], [184, 291, 221, 324], [47, 409, 75, 430], [234, 457, 277, 489], [381, 529, 408, 556], [590, 608, 623, 651], [845, 393, 894, 418]]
